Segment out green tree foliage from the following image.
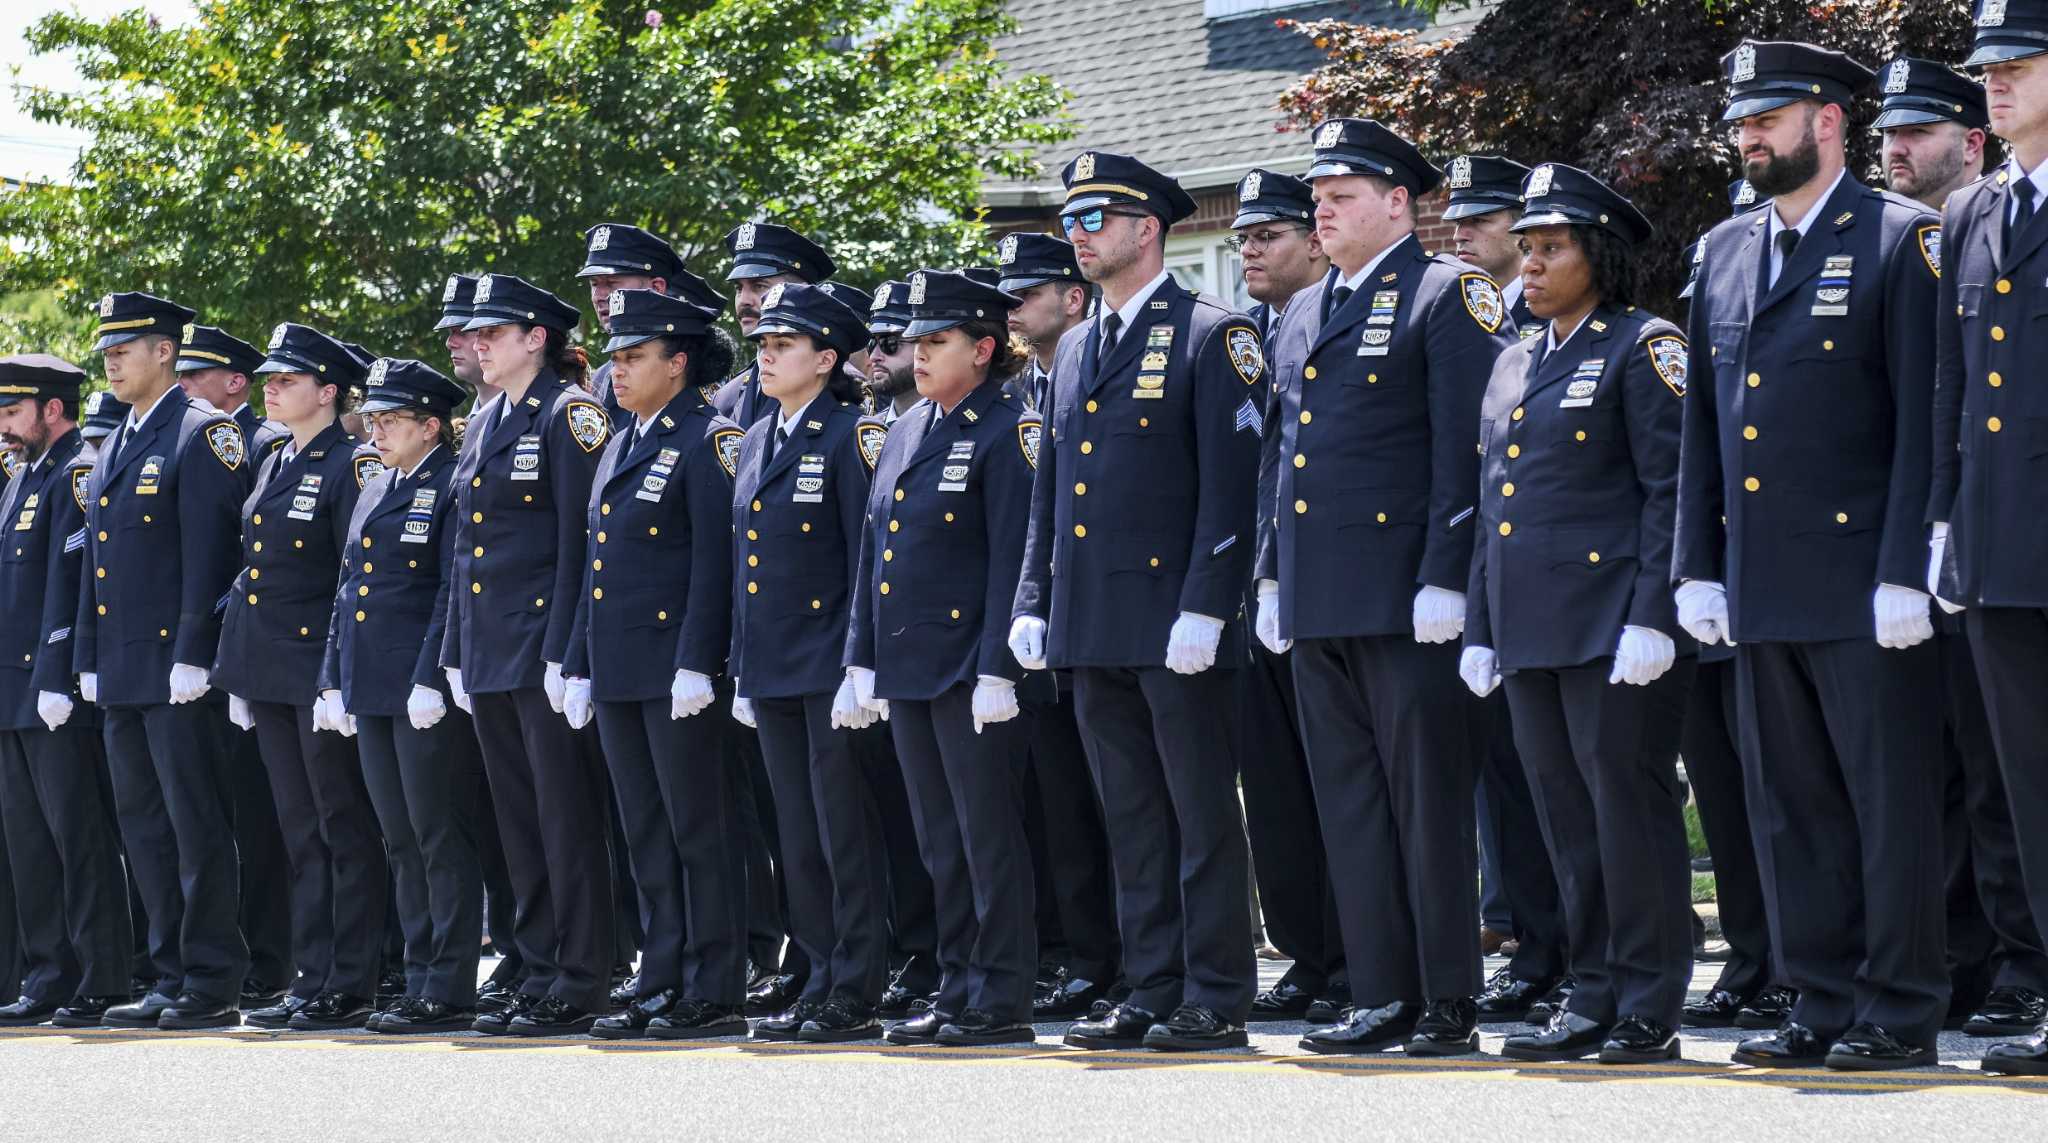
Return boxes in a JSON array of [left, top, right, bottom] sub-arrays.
[[1278, 0, 1977, 315], [0, 0, 1066, 361]]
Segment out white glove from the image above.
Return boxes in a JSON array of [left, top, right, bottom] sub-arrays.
[[168, 663, 211, 704], [78, 673, 97, 704], [1675, 580, 1733, 647], [543, 661, 566, 713], [311, 690, 335, 732], [669, 669, 715, 720], [1928, 522, 1965, 615], [971, 675, 1020, 734], [1164, 611, 1225, 674], [445, 668, 472, 714], [1609, 625, 1677, 686], [1008, 615, 1048, 671], [1459, 646, 1501, 698], [848, 666, 888, 713], [1874, 583, 1934, 650], [317, 689, 356, 737], [563, 677, 593, 729], [830, 674, 877, 730], [227, 694, 254, 731], [36, 691, 73, 732], [1412, 586, 1466, 644], [407, 684, 447, 731], [731, 693, 757, 729], [1255, 579, 1291, 655]]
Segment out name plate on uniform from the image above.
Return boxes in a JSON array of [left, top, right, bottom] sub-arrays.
[[288, 473, 323, 520], [510, 435, 543, 481], [794, 454, 826, 503], [1813, 255, 1853, 317], [1559, 361, 1604, 408], [636, 473, 669, 502], [1358, 328, 1391, 357], [137, 456, 165, 495], [401, 488, 436, 542], [1133, 373, 1166, 399]]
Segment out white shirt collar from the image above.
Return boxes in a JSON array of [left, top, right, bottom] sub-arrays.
[[1101, 269, 1173, 339], [1334, 234, 1411, 295], [775, 392, 822, 439], [398, 443, 446, 481], [124, 387, 176, 436], [1500, 276, 1524, 310], [1769, 168, 1847, 243], [2006, 154, 2048, 209], [1545, 311, 1593, 356]]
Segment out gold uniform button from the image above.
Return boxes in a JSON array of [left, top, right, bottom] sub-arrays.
[[1993, 326, 2006, 341], [1506, 444, 1520, 459], [97, 531, 107, 542], [944, 513, 955, 523], [534, 598, 544, 608], [592, 559, 603, 571], [1499, 522, 1513, 536], [1293, 454, 1306, 469], [1588, 551, 1601, 563], [595, 532, 606, 544], [1574, 430, 1587, 442], [95, 568, 105, 579], [1990, 372, 2004, 388], [1822, 340, 1834, 351], [1304, 366, 1318, 380], [811, 600, 822, 610], [648, 527, 658, 537], [1299, 411, 1312, 425], [158, 628, 168, 638], [593, 588, 603, 600], [1989, 416, 2004, 433], [1367, 373, 1378, 384], [882, 550, 893, 562], [800, 522, 811, 533], [657, 610, 668, 621], [299, 627, 310, 637], [1511, 407, 1524, 421], [1075, 482, 1088, 495], [358, 586, 369, 597], [1501, 482, 1516, 497], [363, 537, 373, 549], [1998, 279, 2013, 294], [471, 512, 483, 524], [747, 582, 759, 594], [885, 522, 897, 534], [751, 500, 762, 512], [96, 604, 106, 616], [1085, 400, 1098, 413], [1080, 441, 1093, 454], [99, 497, 108, 507], [252, 541, 263, 553], [600, 504, 611, 515], [247, 593, 258, 605], [894, 489, 906, 501], [1376, 512, 1388, 524], [950, 608, 963, 619], [1148, 558, 1160, 568], [1744, 476, 1761, 492], [1074, 524, 1087, 538], [1743, 426, 1758, 441], [1746, 373, 1760, 388], [748, 528, 761, 540], [1836, 512, 1849, 524], [471, 477, 481, 487], [1294, 499, 1308, 515], [748, 554, 759, 567], [471, 582, 482, 594], [354, 610, 366, 622], [879, 582, 890, 595], [473, 546, 485, 558], [362, 563, 372, 573], [252, 514, 262, 525]]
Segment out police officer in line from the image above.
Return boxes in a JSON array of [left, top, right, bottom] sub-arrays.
[[441, 273, 617, 1036], [842, 269, 1043, 1046], [1929, 0, 2048, 1076], [1675, 41, 1947, 1071], [728, 283, 893, 1042], [560, 288, 751, 1041], [713, 222, 837, 431], [78, 292, 253, 1030], [437, 274, 498, 417], [319, 359, 492, 1034], [576, 222, 688, 424], [1225, 166, 1348, 1027], [862, 281, 920, 424], [1011, 150, 1262, 1052], [0, 356, 133, 1027], [1446, 155, 1544, 341], [0, 438, 15, 1007], [1459, 164, 1696, 1064], [997, 233, 1089, 415], [78, 391, 124, 446], [211, 324, 386, 1031]]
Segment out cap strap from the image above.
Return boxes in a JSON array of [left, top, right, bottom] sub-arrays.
[[179, 349, 233, 365], [93, 318, 159, 333], [1065, 183, 1152, 202]]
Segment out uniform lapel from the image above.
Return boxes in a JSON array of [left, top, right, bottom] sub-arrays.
[[1081, 278, 1184, 401], [1982, 172, 2013, 271], [907, 377, 1002, 471], [1310, 236, 1418, 360], [1758, 176, 1861, 316], [758, 391, 826, 489], [1520, 308, 1616, 404], [97, 386, 187, 496], [481, 373, 559, 466]]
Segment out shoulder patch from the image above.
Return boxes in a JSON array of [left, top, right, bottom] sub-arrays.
[[1646, 334, 1688, 398], [0, 450, 19, 481], [206, 422, 245, 470], [70, 465, 90, 513], [1458, 273, 1505, 333], [855, 423, 887, 473], [1017, 418, 1042, 471], [565, 400, 609, 454], [1225, 325, 1263, 385], [712, 428, 745, 479], [353, 453, 386, 490], [1916, 222, 1941, 278]]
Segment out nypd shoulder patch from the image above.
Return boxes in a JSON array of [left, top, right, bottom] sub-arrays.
[[1458, 273, 1505, 334], [0, 450, 19, 482], [70, 465, 91, 513], [1017, 419, 1042, 471], [1645, 334, 1689, 398], [1225, 325, 1263, 386], [856, 423, 887, 473], [353, 453, 387, 490], [206, 422, 245, 470], [1916, 223, 1942, 279], [565, 400, 610, 454], [712, 428, 745, 479]]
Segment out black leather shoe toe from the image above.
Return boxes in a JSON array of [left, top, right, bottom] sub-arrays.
[[884, 1008, 955, 1045], [471, 993, 538, 1035], [648, 999, 748, 1039], [288, 992, 374, 1031], [52, 995, 130, 1028], [1964, 986, 2048, 1037], [591, 990, 676, 1040], [509, 996, 597, 1036], [378, 999, 478, 1034], [1599, 1015, 1681, 1064], [798, 996, 882, 1043], [1064, 1003, 1155, 1050], [1732, 1021, 1828, 1067], [1249, 980, 1314, 1020], [0, 996, 60, 1026], [1476, 972, 1559, 1023], [1142, 1004, 1247, 1051], [1732, 985, 1796, 1029], [1982, 1031, 2048, 1076], [102, 991, 178, 1029], [936, 1008, 1035, 1046], [1681, 988, 1748, 1028], [1502, 1011, 1610, 1061], [1299, 1001, 1418, 1055], [1407, 997, 1479, 1056], [1825, 1022, 1936, 1071], [751, 998, 825, 1042], [159, 992, 240, 1030]]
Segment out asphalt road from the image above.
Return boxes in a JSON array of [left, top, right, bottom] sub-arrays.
[[2, 958, 2041, 1141]]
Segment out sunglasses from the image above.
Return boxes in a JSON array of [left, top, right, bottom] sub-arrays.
[[869, 335, 902, 355], [1225, 225, 1310, 253], [1061, 208, 1149, 234]]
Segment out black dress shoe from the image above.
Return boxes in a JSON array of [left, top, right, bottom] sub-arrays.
[[1733, 984, 1796, 1029], [936, 1007, 1035, 1046], [159, 991, 240, 1030], [648, 999, 748, 1039], [751, 998, 826, 1042], [1143, 1004, 1247, 1051], [878, 981, 923, 1018], [239, 983, 286, 1010], [1732, 1021, 1829, 1067], [376, 970, 408, 1006], [0, 996, 60, 1026], [1825, 1022, 1935, 1071], [1300, 1000, 1420, 1055], [1600, 1015, 1682, 1064], [289, 992, 374, 1031], [472, 993, 539, 1035], [1964, 986, 2048, 1037], [1525, 976, 1576, 1026], [1475, 971, 1560, 1023], [1680, 988, 1749, 1028], [1248, 980, 1314, 1020], [1085, 980, 1134, 1022], [102, 991, 178, 1028], [1502, 1011, 1611, 1061], [1035, 971, 1109, 1020], [51, 995, 129, 1028], [608, 973, 641, 1008], [745, 973, 799, 1017], [1983, 1028, 2048, 1075], [884, 1008, 956, 1044], [591, 990, 676, 1040], [475, 979, 519, 1014], [245, 995, 313, 1030], [378, 998, 478, 1034], [799, 996, 882, 1043], [1408, 997, 1479, 1056], [366, 998, 409, 1033], [509, 996, 598, 1036], [1304, 980, 1352, 1025], [1064, 1003, 1156, 1050]]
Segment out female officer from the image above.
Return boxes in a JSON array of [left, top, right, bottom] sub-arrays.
[[843, 270, 1042, 1046], [442, 273, 615, 1036], [562, 289, 749, 1040], [730, 284, 892, 1043], [1458, 164, 1696, 1065], [318, 358, 490, 1034], [215, 323, 388, 1032]]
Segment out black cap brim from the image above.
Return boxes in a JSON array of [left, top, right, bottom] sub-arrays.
[[1441, 201, 1516, 222], [0, 395, 31, 408], [725, 261, 788, 282], [996, 275, 1063, 294], [1510, 210, 1581, 233], [357, 396, 413, 414], [600, 331, 664, 353], [1231, 209, 1311, 229], [433, 312, 471, 331], [867, 319, 909, 334], [903, 317, 970, 339], [461, 314, 519, 332], [748, 319, 808, 339], [92, 331, 146, 352], [1872, 107, 1955, 128], [1722, 94, 1807, 121], [1966, 41, 2048, 68]]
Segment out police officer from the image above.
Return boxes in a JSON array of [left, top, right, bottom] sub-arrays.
[[1446, 155, 1543, 341], [442, 273, 616, 1035], [78, 391, 123, 446], [997, 234, 1089, 416], [1458, 164, 1696, 1063], [178, 325, 285, 461], [1255, 120, 1514, 1057], [78, 293, 251, 1029], [213, 324, 386, 1031], [577, 222, 688, 423], [560, 289, 750, 1040], [1675, 41, 1946, 1070], [864, 282, 920, 424], [714, 222, 837, 430], [1929, 0, 2048, 1076], [1011, 150, 1261, 1052], [0, 356, 133, 1027]]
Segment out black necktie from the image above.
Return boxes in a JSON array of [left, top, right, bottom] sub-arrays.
[[1772, 228, 1800, 288], [1100, 313, 1124, 361], [2011, 179, 2038, 248], [1326, 284, 1353, 325], [767, 425, 788, 465], [102, 422, 129, 475]]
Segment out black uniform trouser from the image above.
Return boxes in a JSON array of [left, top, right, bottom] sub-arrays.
[[889, 684, 1036, 1023], [356, 711, 487, 1007], [595, 697, 747, 1007], [728, 725, 788, 979], [1, 728, 76, 1003], [1476, 694, 1569, 986], [2, 725, 130, 1000], [1963, 609, 2048, 999], [0, 796, 13, 997], [590, 726, 640, 965], [1504, 658, 1696, 1028], [1291, 635, 1480, 1006], [223, 723, 292, 994], [852, 722, 936, 993], [1022, 689, 1120, 986], [1734, 638, 1947, 1046], [475, 760, 520, 988], [752, 692, 888, 1005], [1680, 654, 1773, 1000], [1236, 642, 1344, 996], [1071, 665, 1252, 1022], [470, 687, 615, 1014], [102, 702, 248, 1004]]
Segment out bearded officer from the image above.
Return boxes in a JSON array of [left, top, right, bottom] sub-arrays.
[[713, 222, 836, 430]]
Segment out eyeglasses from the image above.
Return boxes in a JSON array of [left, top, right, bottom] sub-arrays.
[[1061, 208, 1149, 234], [1226, 225, 1310, 253], [868, 335, 902, 355]]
